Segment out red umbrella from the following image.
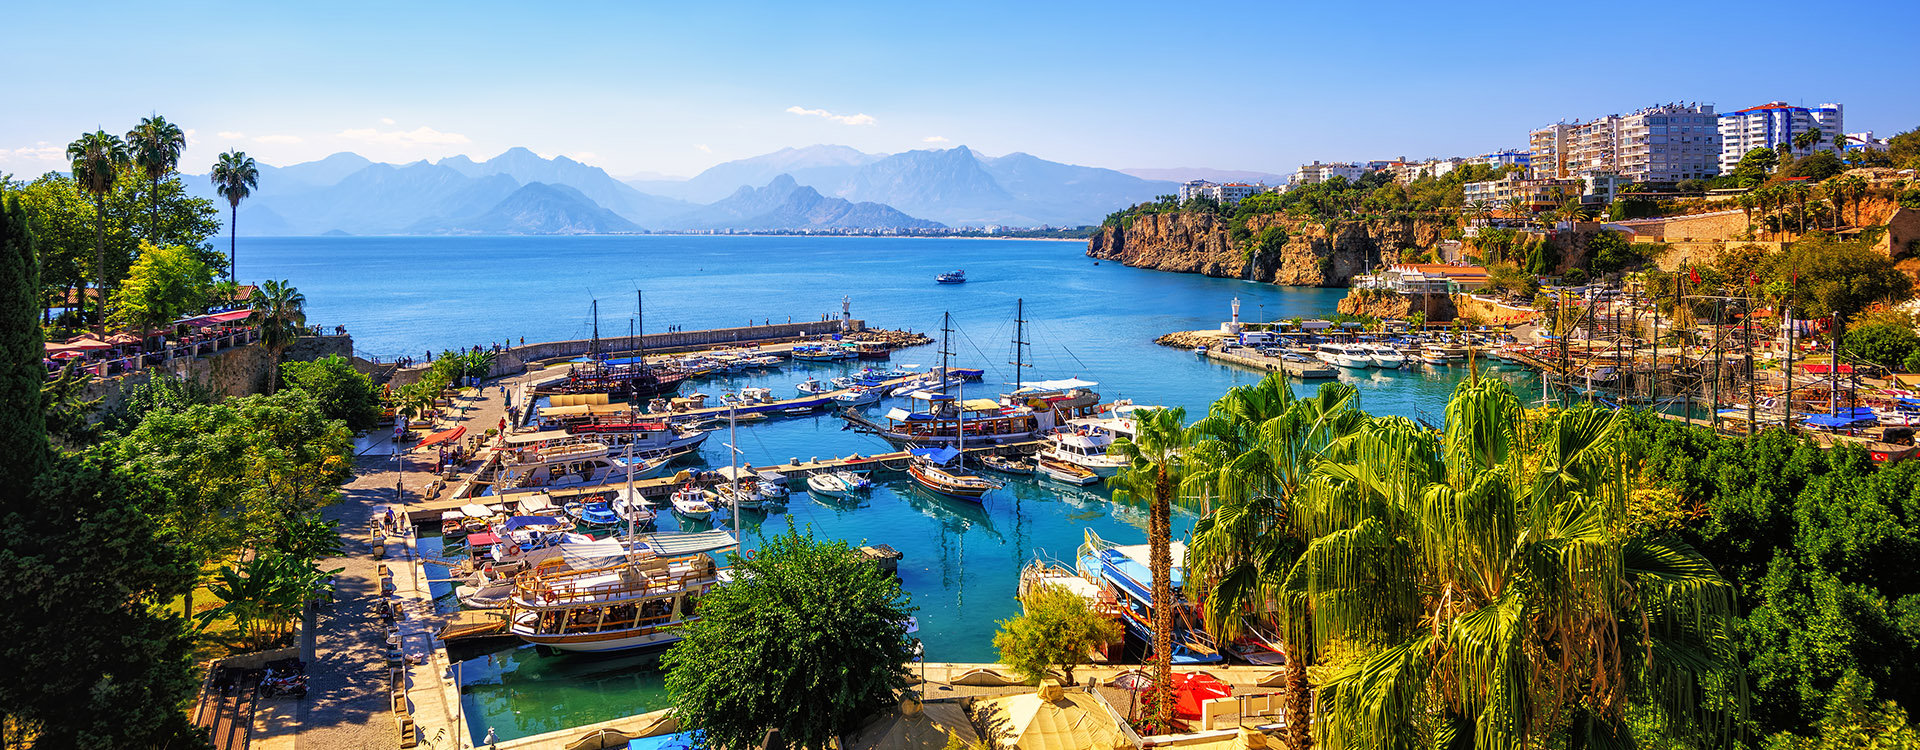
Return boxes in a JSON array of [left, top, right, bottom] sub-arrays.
[[48, 350, 84, 360]]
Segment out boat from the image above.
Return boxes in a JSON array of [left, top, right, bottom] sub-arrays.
[[1035, 455, 1100, 486], [1358, 342, 1406, 369], [1015, 557, 1123, 661], [492, 441, 666, 491], [1280, 351, 1338, 378], [908, 447, 998, 500], [440, 509, 468, 537], [832, 386, 883, 406], [795, 377, 830, 395], [668, 486, 713, 521], [754, 470, 790, 501], [510, 421, 709, 464], [979, 453, 1035, 475], [506, 548, 724, 653], [1039, 424, 1126, 477], [806, 470, 873, 496], [853, 341, 892, 359], [791, 343, 850, 362], [1314, 343, 1374, 369], [1078, 530, 1223, 665], [720, 387, 777, 406], [936, 269, 966, 284], [1418, 347, 1450, 366], [565, 501, 621, 529], [705, 483, 762, 512]]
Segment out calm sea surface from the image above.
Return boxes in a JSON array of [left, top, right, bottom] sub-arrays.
[[249, 235, 1538, 743]]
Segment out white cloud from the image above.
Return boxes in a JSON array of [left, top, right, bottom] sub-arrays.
[[922, 135, 949, 143], [184, 128, 198, 146], [335, 125, 470, 147], [380, 117, 397, 125], [253, 134, 304, 144], [694, 144, 712, 153], [217, 131, 246, 139], [785, 106, 877, 126], [4, 142, 63, 161]]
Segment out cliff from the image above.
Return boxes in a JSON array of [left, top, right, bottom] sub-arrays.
[[1085, 211, 1450, 286], [1336, 288, 1457, 321]]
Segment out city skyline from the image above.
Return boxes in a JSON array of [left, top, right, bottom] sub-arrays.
[[4, 0, 1917, 180]]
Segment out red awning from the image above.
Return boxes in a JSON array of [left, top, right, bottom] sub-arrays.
[[206, 309, 252, 323], [46, 339, 111, 354], [416, 426, 467, 448], [465, 532, 499, 546], [1801, 364, 1855, 375]]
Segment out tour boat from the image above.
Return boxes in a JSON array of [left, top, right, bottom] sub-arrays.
[[493, 441, 665, 491], [507, 550, 724, 653], [906, 446, 998, 501], [1078, 530, 1223, 665], [565, 501, 621, 529], [853, 341, 892, 359], [935, 269, 966, 284], [979, 453, 1035, 475], [669, 486, 713, 521], [1035, 455, 1101, 486]]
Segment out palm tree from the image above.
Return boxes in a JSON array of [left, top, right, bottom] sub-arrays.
[[1289, 380, 1742, 750], [250, 279, 306, 393], [67, 130, 129, 336], [1109, 406, 1191, 734], [1184, 377, 1364, 749], [125, 115, 187, 242], [211, 150, 259, 282]]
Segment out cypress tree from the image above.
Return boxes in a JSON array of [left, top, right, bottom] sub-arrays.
[[0, 194, 48, 494]]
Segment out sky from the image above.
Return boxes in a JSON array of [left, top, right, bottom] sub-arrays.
[[4, 0, 1917, 180]]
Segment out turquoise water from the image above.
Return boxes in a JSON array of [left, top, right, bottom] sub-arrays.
[[248, 236, 1539, 743]]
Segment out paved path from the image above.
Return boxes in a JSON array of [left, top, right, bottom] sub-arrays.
[[253, 372, 528, 750]]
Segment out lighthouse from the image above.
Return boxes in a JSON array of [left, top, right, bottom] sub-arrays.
[[1222, 296, 1245, 335]]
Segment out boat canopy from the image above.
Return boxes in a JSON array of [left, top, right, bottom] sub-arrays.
[[910, 446, 962, 465], [460, 503, 493, 518], [560, 539, 629, 570], [507, 429, 572, 445], [884, 407, 931, 421], [518, 493, 555, 513], [466, 532, 500, 547], [641, 529, 738, 557], [539, 403, 630, 418], [1806, 407, 1879, 428], [711, 466, 759, 481], [1014, 378, 1098, 392], [500, 515, 568, 531], [961, 398, 1001, 412]]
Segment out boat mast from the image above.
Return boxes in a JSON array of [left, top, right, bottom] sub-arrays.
[[624, 438, 636, 542], [1010, 299, 1029, 392], [636, 289, 646, 365], [728, 403, 741, 553], [940, 312, 953, 398], [590, 299, 600, 360]]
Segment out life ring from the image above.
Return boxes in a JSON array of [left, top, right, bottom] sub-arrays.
[[745, 549, 757, 560]]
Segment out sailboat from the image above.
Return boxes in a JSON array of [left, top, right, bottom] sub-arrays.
[[907, 356, 1000, 501], [544, 292, 688, 399]]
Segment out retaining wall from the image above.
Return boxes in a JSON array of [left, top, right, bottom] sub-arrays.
[[77, 334, 354, 414], [391, 320, 867, 387]]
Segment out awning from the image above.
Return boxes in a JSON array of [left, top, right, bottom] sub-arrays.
[[460, 502, 493, 518], [46, 339, 111, 353], [416, 426, 467, 448], [205, 309, 252, 323], [465, 532, 500, 546], [909, 446, 960, 465], [506, 429, 571, 445], [961, 398, 1001, 412], [500, 515, 568, 531]]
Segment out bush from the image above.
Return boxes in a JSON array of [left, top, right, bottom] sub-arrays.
[[993, 584, 1122, 684], [280, 354, 382, 431]]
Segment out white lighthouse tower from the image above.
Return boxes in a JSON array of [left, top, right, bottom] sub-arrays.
[[1221, 297, 1245, 336]]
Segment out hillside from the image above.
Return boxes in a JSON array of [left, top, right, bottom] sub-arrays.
[[1086, 210, 1450, 286], [408, 182, 643, 235], [665, 175, 941, 231]]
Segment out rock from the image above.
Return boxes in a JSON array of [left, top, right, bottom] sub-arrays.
[[1086, 211, 1450, 287], [1335, 289, 1456, 321]]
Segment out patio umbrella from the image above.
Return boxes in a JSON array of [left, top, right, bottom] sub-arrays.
[[48, 350, 84, 360]]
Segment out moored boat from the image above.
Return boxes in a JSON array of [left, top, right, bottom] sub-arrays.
[[1078, 530, 1223, 665], [506, 549, 723, 653], [906, 446, 997, 501], [1035, 455, 1100, 486], [668, 486, 713, 521], [979, 453, 1035, 475]]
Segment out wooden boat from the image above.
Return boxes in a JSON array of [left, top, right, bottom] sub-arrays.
[[704, 483, 762, 512], [1079, 530, 1223, 665], [440, 510, 468, 537], [979, 453, 1034, 475], [1035, 455, 1100, 486], [907, 447, 997, 501], [507, 551, 722, 653]]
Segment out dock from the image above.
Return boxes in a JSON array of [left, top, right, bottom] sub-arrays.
[[438, 610, 510, 645], [1200, 345, 1338, 379]]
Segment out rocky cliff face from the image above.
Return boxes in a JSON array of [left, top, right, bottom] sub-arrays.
[[1085, 212, 1450, 286]]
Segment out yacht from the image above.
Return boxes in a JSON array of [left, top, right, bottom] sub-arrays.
[[935, 269, 966, 284], [668, 485, 713, 521], [1358, 342, 1406, 369], [492, 442, 664, 491], [1078, 530, 1222, 665], [1314, 344, 1374, 369], [795, 377, 831, 395], [831, 385, 884, 406], [1039, 424, 1127, 477]]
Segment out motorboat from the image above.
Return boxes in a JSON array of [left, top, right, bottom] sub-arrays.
[[795, 377, 831, 395], [935, 269, 966, 284], [1358, 343, 1406, 369], [1035, 455, 1100, 486], [754, 470, 790, 501], [1040, 424, 1126, 477], [807, 470, 873, 496], [1314, 344, 1374, 369], [440, 509, 468, 538], [832, 386, 883, 406], [493, 441, 662, 491], [669, 486, 713, 521], [979, 453, 1035, 475], [720, 387, 777, 406], [566, 501, 621, 529], [1078, 530, 1223, 665], [705, 483, 762, 512]]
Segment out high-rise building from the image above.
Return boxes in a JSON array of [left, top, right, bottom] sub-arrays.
[[1718, 102, 1845, 172], [1528, 103, 1719, 185]]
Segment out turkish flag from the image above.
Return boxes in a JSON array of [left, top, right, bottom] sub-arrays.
[[1688, 267, 1702, 285]]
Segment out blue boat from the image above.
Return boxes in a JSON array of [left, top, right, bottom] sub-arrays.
[[566, 501, 621, 529], [936, 269, 966, 284], [1077, 530, 1223, 665]]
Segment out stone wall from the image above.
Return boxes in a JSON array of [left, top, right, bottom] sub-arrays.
[[1616, 210, 1750, 242], [78, 334, 355, 416], [1452, 294, 1538, 326]]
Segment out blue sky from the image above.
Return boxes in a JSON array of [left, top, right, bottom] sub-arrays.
[[4, 1, 1916, 179]]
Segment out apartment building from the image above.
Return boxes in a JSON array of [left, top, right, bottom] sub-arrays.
[[1463, 174, 1585, 212], [1469, 149, 1531, 170], [1718, 101, 1845, 172], [1291, 160, 1366, 186], [1529, 103, 1719, 185], [1178, 180, 1264, 205]]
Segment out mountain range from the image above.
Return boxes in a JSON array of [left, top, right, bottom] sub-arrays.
[[183, 145, 1178, 235]]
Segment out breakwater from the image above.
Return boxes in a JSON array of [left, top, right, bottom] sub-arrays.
[[389, 320, 885, 387]]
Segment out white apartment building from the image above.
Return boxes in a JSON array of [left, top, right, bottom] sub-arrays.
[[1178, 180, 1262, 205], [1292, 160, 1366, 186], [1469, 149, 1531, 170], [1178, 180, 1215, 203], [1529, 103, 1719, 185], [1718, 102, 1845, 172], [1846, 131, 1888, 152]]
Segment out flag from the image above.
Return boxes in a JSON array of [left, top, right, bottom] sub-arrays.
[[1688, 267, 1702, 285], [1749, 272, 1760, 287]]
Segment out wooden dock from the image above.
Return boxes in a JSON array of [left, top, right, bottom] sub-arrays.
[[439, 610, 510, 644]]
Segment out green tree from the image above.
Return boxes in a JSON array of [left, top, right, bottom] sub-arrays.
[[0, 195, 48, 490], [9, 175, 97, 323], [1296, 381, 1743, 750], [66, 130, 129, 335], [1734, 147, 1779, 188], [1587, 229, 1647, 275], [100, 374, 216, 436], [125, 115, 187, 243], [210, 150, 258, 282], [992, 583, 1122, 685], [1765, 672, 1920, 750], [664, 522, 915, 750], [1109, 406, 1190, 733], [110, 242, 213, 346], [1842, 321, 1920, 370], [281, 354, 382, 431], [250, 279, 306, 393], [1766, 232, 1913, 321]]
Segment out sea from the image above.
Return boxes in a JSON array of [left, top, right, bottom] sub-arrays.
[[248, 235, 1539, 743]]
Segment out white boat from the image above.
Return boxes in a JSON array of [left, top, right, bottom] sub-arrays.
[[1314, 344, 1373, 369], [1040, 425, 1126, 477], [1419, 347, 1450, 366], [507, 550, 723, 653], [795, 377, 830, 395], [1358, 343, 1406, 369], [832, 386, 883, 406], [705, 484, 762, 512], [754, 470, 790, 501], [805, 470, 873, 496], [669, 486, 713, 521], [1035, 455, 1101, 486]]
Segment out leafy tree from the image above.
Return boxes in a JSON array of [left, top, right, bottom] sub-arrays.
[[1484, 261, 1538, 301], [249, 279, 306, 393], [1587, 229, 1647, 275], [664, 522, 915, 750], [8, 174, 97, 322], [1765, 672, 1920, 750], [1842, 321, 1920, 370], [125, 115, 187, 243], [281, 354, 382, 431], [0, 196, 48, 490], [210, 150, 258, 282], [1765, 232, 1913, 322], [40, 359, 102, 446], [1734, 147, 1779, 188], [1781, 150, 1843, 182], [100, 373, 216, 436], [110, 242, 213, 345], [1109, 406, 1190, 733], [992, 583, 1122, 685], [66, 130, 129, 335]]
